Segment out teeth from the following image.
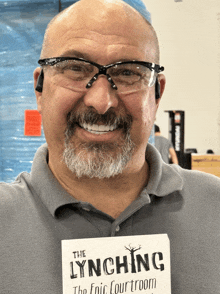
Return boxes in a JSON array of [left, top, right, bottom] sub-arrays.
[[80, 123, 117, 134], [109, 125, 115, 131], [98, 125, 105, 132]]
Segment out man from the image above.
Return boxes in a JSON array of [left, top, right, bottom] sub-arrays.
[[154, 124, 179, 164], [1, 0, 220, 293]]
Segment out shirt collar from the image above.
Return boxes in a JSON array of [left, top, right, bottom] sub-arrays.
[[144, 143, 183, 196], [30, 144, 78, 217], [30, 143, 183, 217]]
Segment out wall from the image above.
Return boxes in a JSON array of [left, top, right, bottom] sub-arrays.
[[144, 0, 220, 154]]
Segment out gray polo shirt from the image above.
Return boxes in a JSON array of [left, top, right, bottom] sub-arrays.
[[1, 143, 220, 293], [155, 135, 173, 163]]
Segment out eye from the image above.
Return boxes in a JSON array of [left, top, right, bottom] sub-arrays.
[[108, 65, 142, 85], [67, 64, 86, 72], [54, 60, 96, 81], [109, 65, 142, 78], [55, 60, 93, 72], [120, 69, 138, 76]]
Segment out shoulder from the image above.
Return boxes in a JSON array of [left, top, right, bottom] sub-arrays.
[[172, 164, 220, 198], [173, 164, 220, 185], [156, 136, 170, 145], [0, 172, 33, 215], [0, 143, 48, 209]]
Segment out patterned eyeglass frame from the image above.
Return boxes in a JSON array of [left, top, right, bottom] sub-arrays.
[[38, 57, 164, 90]]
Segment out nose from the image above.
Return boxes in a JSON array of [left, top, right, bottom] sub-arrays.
[[83, 75, 119, 114]]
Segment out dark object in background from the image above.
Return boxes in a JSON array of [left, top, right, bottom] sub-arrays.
[[165, 110, 185, 167], [207, 149, 214, 154], [183, 148, 198, 169], [185, 148, 198, 154]]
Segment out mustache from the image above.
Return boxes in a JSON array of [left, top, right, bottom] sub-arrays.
[[66, 108, 133, 134]]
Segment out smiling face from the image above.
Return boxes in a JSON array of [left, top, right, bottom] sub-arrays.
[[34, 0, 165, 179]]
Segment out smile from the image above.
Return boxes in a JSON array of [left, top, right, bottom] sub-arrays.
[[79, 123, 118, 135]]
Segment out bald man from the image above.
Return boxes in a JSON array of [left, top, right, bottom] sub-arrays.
[[33, 0, 163, 218], [1, 1, 220, 293]]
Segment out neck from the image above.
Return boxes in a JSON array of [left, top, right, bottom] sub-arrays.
[[49, 154, 149, 219], [155, 132, 161, 136]]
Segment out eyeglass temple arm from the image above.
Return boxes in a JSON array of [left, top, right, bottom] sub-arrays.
[[154, 65, 164, 73]]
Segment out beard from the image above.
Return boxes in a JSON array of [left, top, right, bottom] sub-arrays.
[[62, 108, 135, 179]]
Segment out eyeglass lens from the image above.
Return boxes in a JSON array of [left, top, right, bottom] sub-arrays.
[[52, 59, 157, 93]]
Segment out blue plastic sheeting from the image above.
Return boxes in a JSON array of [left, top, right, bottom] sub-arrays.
[[0, 1, 68, 182], [0, 0, 154, 183], [148, 127, 155, 146]]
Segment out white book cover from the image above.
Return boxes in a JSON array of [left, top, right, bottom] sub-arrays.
[[62, 234, 171, 294]]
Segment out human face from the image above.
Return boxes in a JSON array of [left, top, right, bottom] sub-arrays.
[[34, 0, 164, 177]]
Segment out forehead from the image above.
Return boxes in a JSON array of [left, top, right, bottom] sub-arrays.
[[44, 0, 156, 62]]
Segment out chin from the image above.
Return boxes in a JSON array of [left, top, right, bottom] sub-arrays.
[[63, 134, 135, 179]]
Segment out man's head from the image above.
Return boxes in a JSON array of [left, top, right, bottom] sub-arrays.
[[34, 0, 166, 179], [40, 0, 157, 61], [154, 124, 161, 134]]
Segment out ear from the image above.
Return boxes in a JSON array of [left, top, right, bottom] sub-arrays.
[[34, 67, 43, 114], [155, 73, 166, 108]]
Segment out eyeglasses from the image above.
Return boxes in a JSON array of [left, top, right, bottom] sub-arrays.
[[38, 57, 164, 94]]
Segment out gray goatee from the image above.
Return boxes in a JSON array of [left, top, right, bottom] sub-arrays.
[[63, 109, 135, 179]]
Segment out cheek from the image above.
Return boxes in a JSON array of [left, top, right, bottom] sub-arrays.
[[42, 81, 82, 118], [41, 82, 83, 136], [122, 91, 157, 143], [123, 90, 156, 126], [142, 97, 157, 128]]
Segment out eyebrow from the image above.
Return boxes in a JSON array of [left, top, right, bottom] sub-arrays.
[[60, 50, 91, 60], [58, 50, 146, 66]]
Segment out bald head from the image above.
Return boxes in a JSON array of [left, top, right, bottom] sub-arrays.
[[40, 0, 159, 63]]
